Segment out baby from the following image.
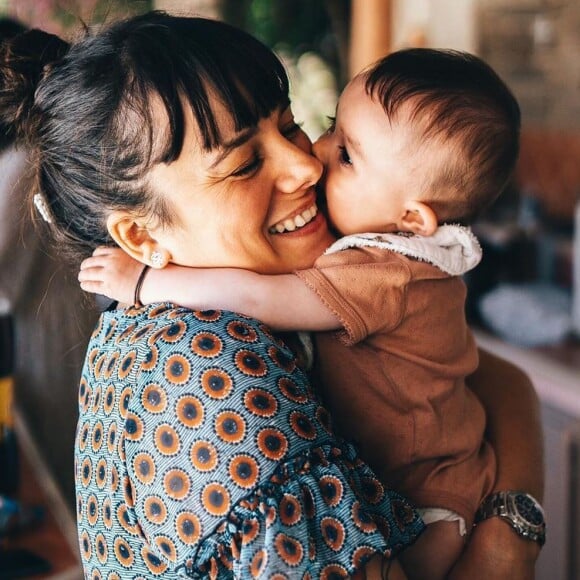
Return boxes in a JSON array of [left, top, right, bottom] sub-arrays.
[[80, 48, 520, 579]]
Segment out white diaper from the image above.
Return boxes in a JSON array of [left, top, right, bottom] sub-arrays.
[[416, 507, 467, 537]]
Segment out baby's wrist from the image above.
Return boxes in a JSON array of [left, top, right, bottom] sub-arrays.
[[133, 264, 152, 307], [138, 267, 159, 305]]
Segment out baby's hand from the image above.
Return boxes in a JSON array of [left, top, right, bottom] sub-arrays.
[[79, 247, 143, 305]]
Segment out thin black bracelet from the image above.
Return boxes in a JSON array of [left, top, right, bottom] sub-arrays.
[[134, 264, 151, 308]]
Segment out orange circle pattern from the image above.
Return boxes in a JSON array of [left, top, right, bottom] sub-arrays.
[[75, 306, 423, 577]]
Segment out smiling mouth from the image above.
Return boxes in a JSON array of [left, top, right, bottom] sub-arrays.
[[268, 203, 318, 234]]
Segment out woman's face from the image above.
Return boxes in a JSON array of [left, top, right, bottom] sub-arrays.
[[146, 98, 334, 274]]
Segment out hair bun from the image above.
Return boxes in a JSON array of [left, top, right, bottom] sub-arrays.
[[0, 29, 69, 143]]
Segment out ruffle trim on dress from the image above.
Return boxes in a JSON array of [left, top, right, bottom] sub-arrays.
[[179, 443, 424, 579]]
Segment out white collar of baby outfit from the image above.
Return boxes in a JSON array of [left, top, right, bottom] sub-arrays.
[[324, 224, 482, 276]]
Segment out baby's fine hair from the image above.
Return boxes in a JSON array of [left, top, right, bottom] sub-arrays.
[[364, 48, 521, 224]]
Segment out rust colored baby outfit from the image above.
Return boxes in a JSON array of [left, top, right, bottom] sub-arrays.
[[296, 226, 496, 528]]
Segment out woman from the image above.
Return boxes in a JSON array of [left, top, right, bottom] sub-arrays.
[[0, 12, 542, 579]]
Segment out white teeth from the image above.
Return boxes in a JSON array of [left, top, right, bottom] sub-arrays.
[[269, 203, 318, 234]]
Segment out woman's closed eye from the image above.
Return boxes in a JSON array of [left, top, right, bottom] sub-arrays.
[[282, 121, 304, 141], [230, 153, 264, 178]]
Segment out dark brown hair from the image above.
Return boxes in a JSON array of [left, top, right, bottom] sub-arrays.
[[0, 12, 290, 262], [0, 17, 27, 150], [365, 48, 521, 224]]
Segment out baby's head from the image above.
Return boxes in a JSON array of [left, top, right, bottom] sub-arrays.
[[314, 48, 520, 236]]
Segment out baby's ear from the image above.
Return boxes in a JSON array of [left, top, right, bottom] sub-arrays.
[[400, 201, 438, 236]]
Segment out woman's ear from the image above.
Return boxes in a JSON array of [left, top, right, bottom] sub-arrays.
[[400, 201, 438, 236], [106, 211, 171, 267]]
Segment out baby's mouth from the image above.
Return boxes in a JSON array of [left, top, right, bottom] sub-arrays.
[[268, 203, 318, 234]]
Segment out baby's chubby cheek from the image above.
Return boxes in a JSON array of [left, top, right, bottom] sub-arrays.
[[315, 183, 328, 216], [315, 184, 343, 237]]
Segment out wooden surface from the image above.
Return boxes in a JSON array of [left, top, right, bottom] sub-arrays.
[[1, 412, 82, 580], [349, 0, 392, 77], [535, 336, 580, 372], [475, 329, 580, 417], [516, 129, 580, 221]]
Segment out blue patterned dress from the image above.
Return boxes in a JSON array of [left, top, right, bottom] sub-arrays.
[[75, 304, 424, 579]]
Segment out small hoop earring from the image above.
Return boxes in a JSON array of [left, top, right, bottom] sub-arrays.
[[150, 251, 164, 268]]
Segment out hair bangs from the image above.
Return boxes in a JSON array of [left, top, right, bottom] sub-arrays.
[[108, 13, 289, 167], [176, 19, 290, 152]]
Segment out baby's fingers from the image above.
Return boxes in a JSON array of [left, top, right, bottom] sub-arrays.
[[78, 265, 105, 283], [79, 279, 105, 295], [79, 256, 104, 271], [92, 246, 119, 257]]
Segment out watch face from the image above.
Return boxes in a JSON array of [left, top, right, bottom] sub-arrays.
[[514, 494, 544, 526]]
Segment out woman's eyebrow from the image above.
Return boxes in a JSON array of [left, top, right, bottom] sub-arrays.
[[209, 127, 257, 169]]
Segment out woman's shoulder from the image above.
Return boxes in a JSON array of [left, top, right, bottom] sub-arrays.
[[91, 303, 300, 385], [94, 303, 279, 345]]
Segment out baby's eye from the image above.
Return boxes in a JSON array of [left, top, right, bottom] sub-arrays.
[[338, 146, 351, 166]]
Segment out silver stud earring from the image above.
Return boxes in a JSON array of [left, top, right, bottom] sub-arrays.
[[150, 251, 164, 268]]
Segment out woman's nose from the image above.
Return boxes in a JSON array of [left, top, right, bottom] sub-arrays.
[[276, 139, 323, 194]]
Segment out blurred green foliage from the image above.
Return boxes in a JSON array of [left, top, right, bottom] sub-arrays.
[[220, 0, 342, 79]]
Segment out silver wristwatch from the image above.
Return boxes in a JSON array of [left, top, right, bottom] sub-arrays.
[[474, 491, 546, 546]]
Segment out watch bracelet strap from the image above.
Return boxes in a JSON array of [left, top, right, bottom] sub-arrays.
[[475, 490, 509, 522], [475, 491, 546, 546]]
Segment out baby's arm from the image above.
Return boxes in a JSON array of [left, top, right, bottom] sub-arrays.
[[79, 247, 341, 332]]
